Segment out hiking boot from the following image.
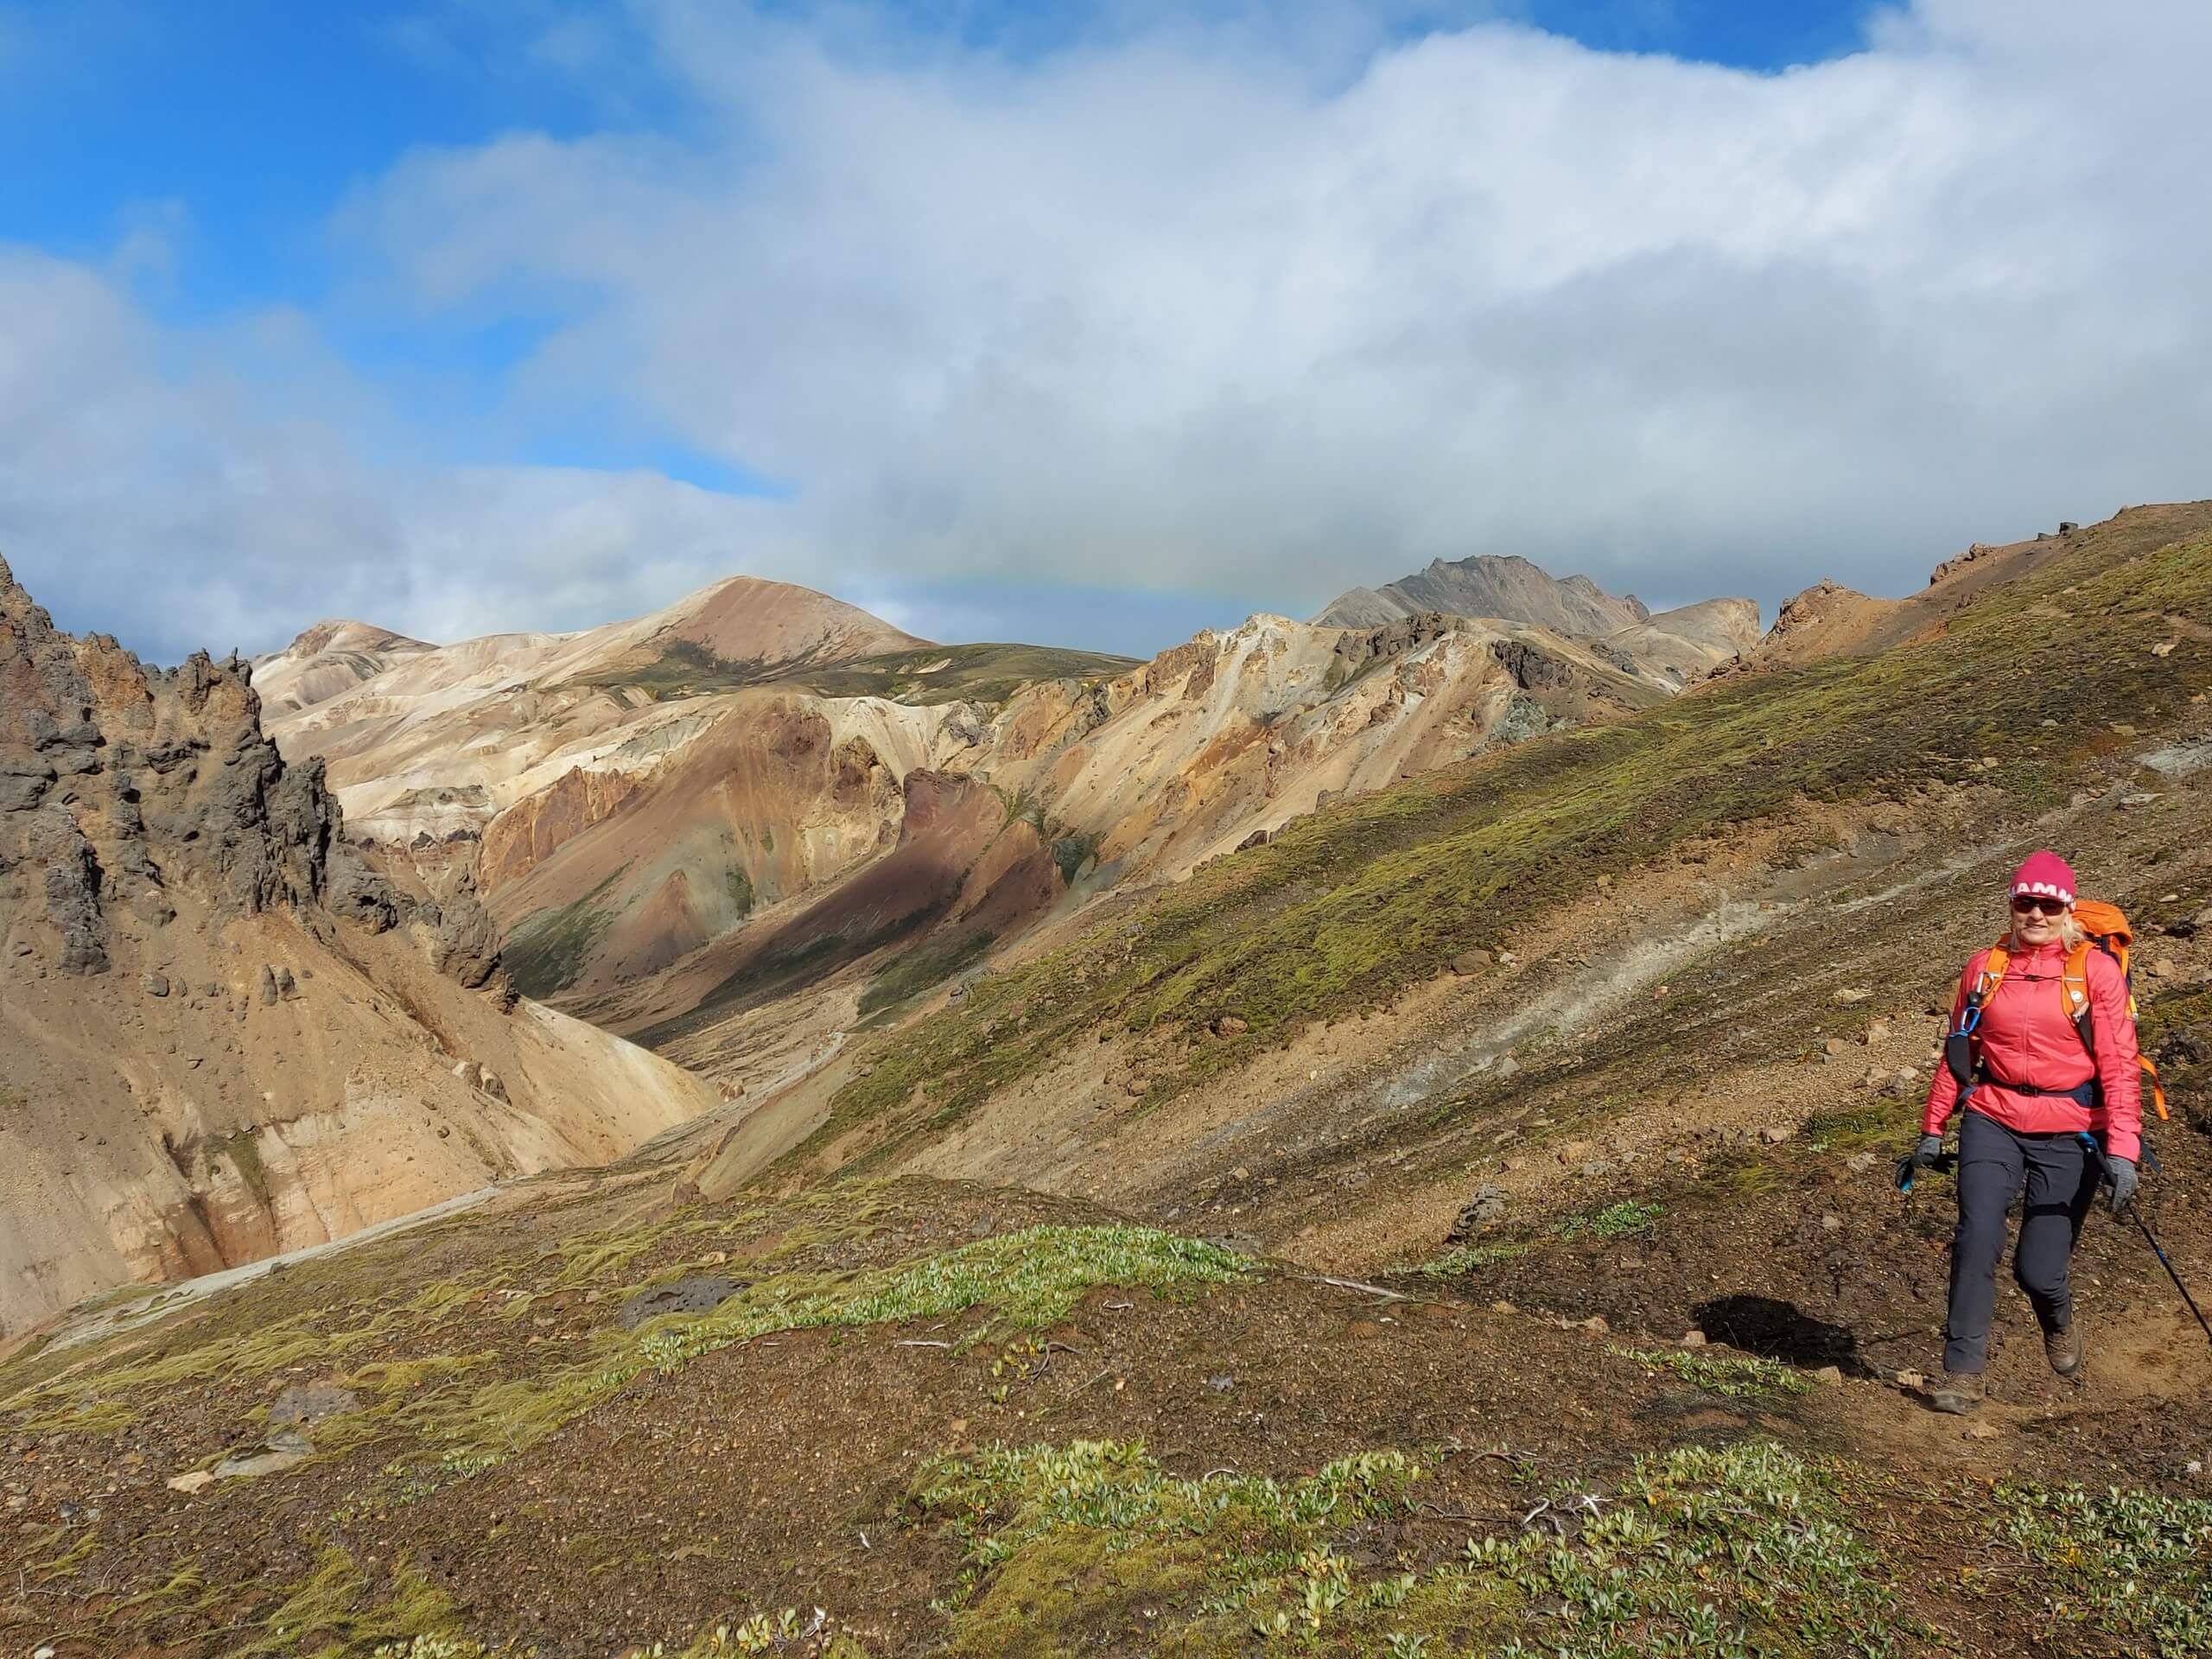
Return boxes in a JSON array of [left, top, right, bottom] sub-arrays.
[[2044, 1322, 2082, 1377], [1929, 1370, 1985, 1414]]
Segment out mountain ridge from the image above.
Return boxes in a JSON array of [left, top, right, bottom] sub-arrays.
[[1315, 551, 1655, 632], [1316, 552, 1758, 688]]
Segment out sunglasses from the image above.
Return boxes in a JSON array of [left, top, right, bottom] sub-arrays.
[[2011, 894, 2070, 916]]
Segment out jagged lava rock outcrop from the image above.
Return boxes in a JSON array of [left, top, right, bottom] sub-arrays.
[[0, 555, 720, 1336]]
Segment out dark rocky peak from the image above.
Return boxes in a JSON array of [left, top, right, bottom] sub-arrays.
[[0, 559, 437, 977]]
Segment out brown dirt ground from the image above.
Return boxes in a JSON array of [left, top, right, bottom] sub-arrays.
[[2, 1160, 2203, 1657]]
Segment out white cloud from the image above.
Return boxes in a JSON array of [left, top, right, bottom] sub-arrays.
[[5, 1, 2212, 660], [337, 0, 2212, 619], [0, 249, 809, 658]]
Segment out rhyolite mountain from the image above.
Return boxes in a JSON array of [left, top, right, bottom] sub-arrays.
[[263, 569, 1738, 1076]]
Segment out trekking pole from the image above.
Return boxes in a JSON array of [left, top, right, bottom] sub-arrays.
[[2077, 1132, 2212, 1349]]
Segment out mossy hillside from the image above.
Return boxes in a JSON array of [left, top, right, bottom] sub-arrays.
[[859, 930, 995, 1017], [502, 867, 624, 997], [10, 1176, 2208, 1657], [814, 516, 2212, 1158], [400, 1224, 1249, 1487], [0, 1198, 1253, 1656], [0, 1182, 896, 1440], [652, 1224, 1245, 1344], [5, 1208, 1254, 1511]]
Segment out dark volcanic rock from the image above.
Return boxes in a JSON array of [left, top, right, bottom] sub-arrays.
[[0, 551, 408, 975], [327, 845, 401, 934], [618, 1275, 747, 1332], [1447, 1184, 1510, 1241], [1488, 638, 1576, 692], [425, 866, 507, 996], [0, 753, 55, 813], [1327, 611, 1468, 682], [29, 809, 108, 974]]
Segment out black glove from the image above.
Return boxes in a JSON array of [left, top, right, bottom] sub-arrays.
[[2103, 1154, 2138, 1213], [1895, 1134, 1945, 1192]]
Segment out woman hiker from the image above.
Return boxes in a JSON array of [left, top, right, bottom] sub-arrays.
[[1898, 850, 2143, 1414]]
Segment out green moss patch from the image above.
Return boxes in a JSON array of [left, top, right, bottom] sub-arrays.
[[1411, 1241, 1532, 1278], [1803, 1097, 1904, 1154], [210, 1127, 271, 1205], [227, 1546, 459, 1658], [1556, 1200, 1664, 1240], [914, 1437, 1903, 1656], [914, 1440, 1432, 1651], [1607, 1344, 1815, 1401], [859, 931, 995, 1017]]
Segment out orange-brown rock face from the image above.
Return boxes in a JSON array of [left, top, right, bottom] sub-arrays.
[[486, 694, 915, 998], [612, 766, 1061, 1046], [480, 766, 644, 891]]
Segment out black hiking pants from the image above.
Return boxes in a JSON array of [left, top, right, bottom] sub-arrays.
[[1944, 1109, 2101, 1375]]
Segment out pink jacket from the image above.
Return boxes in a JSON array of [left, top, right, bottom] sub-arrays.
[[1923, 940, 2144, 1160]]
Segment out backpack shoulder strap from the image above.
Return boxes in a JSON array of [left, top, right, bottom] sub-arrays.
[[2063, 939, 2095, 1036], [1977, 943, 2011, 998]]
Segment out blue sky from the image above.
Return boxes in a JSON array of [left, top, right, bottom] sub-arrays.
[[3, 2, 1869, 318], [4, 0, 2209, 661]]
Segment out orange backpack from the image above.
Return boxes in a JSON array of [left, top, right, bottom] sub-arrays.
[[1962, 899, 2169, 1120]]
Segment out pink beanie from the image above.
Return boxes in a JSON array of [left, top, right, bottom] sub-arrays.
[[2010, 849, 2077, 906]]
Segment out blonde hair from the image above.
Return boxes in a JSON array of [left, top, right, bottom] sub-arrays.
[[2006, 904, 2085, 953]]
